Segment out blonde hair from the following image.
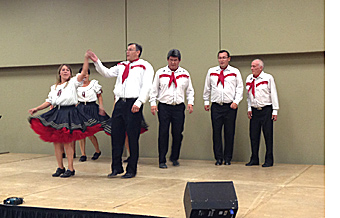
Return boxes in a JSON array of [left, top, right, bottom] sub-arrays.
[[55, 64, 73, 89]]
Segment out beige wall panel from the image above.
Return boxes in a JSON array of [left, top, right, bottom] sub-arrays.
[[126, 0, 170, 71], [221, 0, 325, 55], [0, 0, 126, 67]]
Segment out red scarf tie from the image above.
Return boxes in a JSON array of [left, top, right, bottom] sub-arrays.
[[169, 71, 177, 88], [121, 63, 130, 84], [217, 70, 225, 87], [121, 59, 141, 84], [247, 79, 256, 97]]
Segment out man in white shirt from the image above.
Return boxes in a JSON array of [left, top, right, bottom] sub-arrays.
[[150, 49, 194, 169], [245, 59, 279, 167], [203, 50, 243, 166], [87, 43, 154, 178]]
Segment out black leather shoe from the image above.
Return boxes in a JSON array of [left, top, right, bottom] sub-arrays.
[[121, 172, 136, 179], [224, 160, 231, 165], [245, 161, 259, 166], [79, 155, 87, 162], [108, 169, 124, 178], [171, 160, 179, 166], [159, 163, 168, 169], [60, 169, 75, 178], [215, 159, 223, 166], [262, 163, 273, 167], [52, 167, 65, 177]]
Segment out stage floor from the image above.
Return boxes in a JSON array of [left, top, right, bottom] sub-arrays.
[[0, 153, 324, 217]]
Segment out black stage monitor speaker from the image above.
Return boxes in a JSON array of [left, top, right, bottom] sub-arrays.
[[183, 181, 238, 218]]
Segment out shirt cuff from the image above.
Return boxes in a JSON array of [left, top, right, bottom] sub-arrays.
[[188, 100, 194, 105], [233, 100, 240, 105], [204, 100, 210, 106], [134, 99, 142, 108], [94, 59, 101, 65], [150, 101, 157, 107], [272, 109, 278, 116]]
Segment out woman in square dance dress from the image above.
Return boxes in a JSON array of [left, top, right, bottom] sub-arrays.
[[76, 67, 110, 162], [28, 52, 105, 178]]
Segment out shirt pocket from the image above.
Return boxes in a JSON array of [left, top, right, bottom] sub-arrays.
[[159, 76, 170, 89]]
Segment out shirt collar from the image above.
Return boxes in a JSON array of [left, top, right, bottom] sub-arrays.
[[219, 65, 230, 71], [129, 58, 139, 64], [252, 71, 264, 79], [167, 65, 181, 73]]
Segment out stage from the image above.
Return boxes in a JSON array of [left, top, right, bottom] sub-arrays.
[[0, 153, 324, 217]]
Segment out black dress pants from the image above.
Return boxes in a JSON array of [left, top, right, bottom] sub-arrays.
[[211, 102, 238, 162], [157, 102, 185, 164], [111, 98, 142, 175], [249, 105, 274, 165]]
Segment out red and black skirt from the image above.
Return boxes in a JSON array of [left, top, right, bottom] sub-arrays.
[[28, 105, 109, 143], [76, 101, 111, 135]]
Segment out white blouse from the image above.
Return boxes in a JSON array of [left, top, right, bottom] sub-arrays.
[[46, 73, 83, 106], [77, 80, 102, 103]]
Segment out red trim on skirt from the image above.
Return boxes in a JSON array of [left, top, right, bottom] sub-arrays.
[[30, 118, 103, 143], [140, 128, 148, 134]]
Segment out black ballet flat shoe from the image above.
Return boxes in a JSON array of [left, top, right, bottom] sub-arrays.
[[52, 167, 65, 177], [60, 169, 75, 178], [91, 152, 101, 160], [79, 155, 87, 162]]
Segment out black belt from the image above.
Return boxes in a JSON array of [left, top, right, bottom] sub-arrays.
[[213, 102, 232, 106], [119, 97, 137, 102], [159, 102, 184, 106], [79, 101, 96, 105]]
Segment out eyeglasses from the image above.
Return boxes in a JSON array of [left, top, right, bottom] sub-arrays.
[[126, 49, 137, 52]]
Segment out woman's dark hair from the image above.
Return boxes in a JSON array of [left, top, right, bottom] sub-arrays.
[[79, 67, 90, 75]]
